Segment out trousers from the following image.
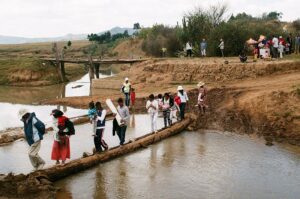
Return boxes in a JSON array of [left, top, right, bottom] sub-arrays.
[[28, 141, 45, 169]]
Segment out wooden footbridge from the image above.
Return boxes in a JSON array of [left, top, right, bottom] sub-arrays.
[[40, 57, 147, 82]]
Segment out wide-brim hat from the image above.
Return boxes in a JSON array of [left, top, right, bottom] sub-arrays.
[[18, 109, 29, 119], [177, 86, 184, 91], [197, 82, 205, 87]]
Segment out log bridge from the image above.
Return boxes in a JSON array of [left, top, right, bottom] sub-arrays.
[[40, 57, 147, 82], [0, 116, 193, 198]]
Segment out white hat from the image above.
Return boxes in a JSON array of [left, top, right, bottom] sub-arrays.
[[279, 36, 282, 38], [177, 86, 184, 91], [125, 77, 129, 81], [197, 82, 205, 87], [18, 109, 29, 119]]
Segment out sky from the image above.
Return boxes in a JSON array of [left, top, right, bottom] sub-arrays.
[[0, 0, 298, 38]]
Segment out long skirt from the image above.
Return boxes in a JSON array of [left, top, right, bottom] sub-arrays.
[[51, 136, 70, 161]]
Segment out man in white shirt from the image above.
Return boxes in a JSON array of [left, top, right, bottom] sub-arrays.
[[272, 35, 279, 58], [186, 41, 193, 57], [146, 94, 159, 133]]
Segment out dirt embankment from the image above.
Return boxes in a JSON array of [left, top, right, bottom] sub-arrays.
[[43, 58, 300, 146]]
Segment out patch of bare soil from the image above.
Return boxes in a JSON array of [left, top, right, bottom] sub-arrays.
[[43, 58, 300, 147]]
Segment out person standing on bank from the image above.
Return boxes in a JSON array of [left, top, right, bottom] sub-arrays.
[[200, 39, 207, 57], [117, 98, 130, 145], [122, 77, 131, 107], [20, 109, 46, 170], [94, 102, 108, 152], [146, 94, 159, 133], [186, 41, 193, 57], [177, 86, 189, 120], [197, 82, 208, 114], [218, 39, 225, 57]]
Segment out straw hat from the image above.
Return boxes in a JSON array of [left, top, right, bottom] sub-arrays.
[[177, 86, 184, 91], [197, 81, 205, 87], [18, 109, 29, 119]]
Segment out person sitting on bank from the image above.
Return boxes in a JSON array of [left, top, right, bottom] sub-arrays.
[[121, 77, 131, 107], [19, 109, 46, 170], [116, 98, 130, 146], [94, 102, 108, 152]]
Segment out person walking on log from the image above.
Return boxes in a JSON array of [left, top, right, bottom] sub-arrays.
[[94, 102, 108, 152], [177, 86, 189, 120], [146, 94, 159, 133], [121, 77, 131, 107], [162, 93, 174, 127], [197, 82, 208, 114], [51, 109, 72, 165], [117, 98, 130, 146], [19, 109, 46, 170], [88, 101, 97, 134]]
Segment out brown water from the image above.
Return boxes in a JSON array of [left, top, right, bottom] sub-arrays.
[[55, 130, 300, 199]]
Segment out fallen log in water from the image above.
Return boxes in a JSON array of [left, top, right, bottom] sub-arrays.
[[0, 116, 193, 198], [0, 114, 113, 146]]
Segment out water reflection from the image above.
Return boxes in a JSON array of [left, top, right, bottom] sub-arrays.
[[55, 131, 300, 199], [0, 70, 113, 131]]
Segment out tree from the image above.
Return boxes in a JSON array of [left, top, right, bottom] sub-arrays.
[[67, 41, 72, 47], [262, 11, 283, 20], [134, 23, 141, 30], [292, 19, 300, 31]]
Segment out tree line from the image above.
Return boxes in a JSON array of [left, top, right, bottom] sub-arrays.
[[140, 4, 299, 57]]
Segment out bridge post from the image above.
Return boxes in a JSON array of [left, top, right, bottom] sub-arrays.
[[52, 43, 67, 82], [88, 55, 95, 81], [95, 63, 100, 79]]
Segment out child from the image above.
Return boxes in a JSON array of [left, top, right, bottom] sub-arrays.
[[88, 101, 97, 134], [170, 94, 179, 121], [157, 94, 163, 117], [130, 88, 136, 108]]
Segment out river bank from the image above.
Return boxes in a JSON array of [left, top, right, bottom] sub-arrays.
[[42, 57, 300, 146]]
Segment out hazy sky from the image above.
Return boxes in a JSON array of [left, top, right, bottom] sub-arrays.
[[0, 0, 298, 37]]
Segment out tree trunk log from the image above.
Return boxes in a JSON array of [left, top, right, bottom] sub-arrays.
[[0, 116, 193, 197]]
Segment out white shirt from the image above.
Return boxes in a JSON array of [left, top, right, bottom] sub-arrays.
[[219, 41, 224, 49], [186, 43, 192, 50], [146, 100, 159, 114], [272, 37, 279, 48], [123, 82, 131, 93], [32, 117, 40, 142], [178, 91, 189, 103]]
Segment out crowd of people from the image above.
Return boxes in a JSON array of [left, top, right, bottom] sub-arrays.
[[19, 77, 208, 170], [248, 34, 300, 59]]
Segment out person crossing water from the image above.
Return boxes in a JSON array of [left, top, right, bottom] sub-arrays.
[[19, 109, 46, 170], [94, 102, 108, 152], [146, 94, 159, 133]]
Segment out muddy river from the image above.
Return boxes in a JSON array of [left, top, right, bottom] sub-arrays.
[[1, 71, 300, 199]]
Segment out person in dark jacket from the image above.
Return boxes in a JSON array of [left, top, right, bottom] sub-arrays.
[[19, 109, 45, 170], [94, 102, 108, 152]]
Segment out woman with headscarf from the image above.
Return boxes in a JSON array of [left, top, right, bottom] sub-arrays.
[[177, 86, 189, 120], [51, 109, 71, 165]]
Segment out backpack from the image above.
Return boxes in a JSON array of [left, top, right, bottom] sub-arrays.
[[65, 118, 75, 136]]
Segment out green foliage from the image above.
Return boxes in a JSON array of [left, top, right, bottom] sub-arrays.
[[67, 41, 72, 47], [141, 24, 182, 57], [292, 19, 300, 31], [87, 31, 129, 44], [262, 11, 283, 20], [133, 23, 141, 30]]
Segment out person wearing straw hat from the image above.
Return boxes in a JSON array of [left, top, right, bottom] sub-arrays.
[[19, 109, 46, 170], [197, 82, 208, 114], [177, 86, 189, 120], [121, 77, 131, 107]]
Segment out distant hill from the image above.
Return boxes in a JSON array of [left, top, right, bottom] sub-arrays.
[[0, 27, 135, 44]]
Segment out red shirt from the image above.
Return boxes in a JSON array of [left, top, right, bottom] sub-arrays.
[[130, 92, 136, 105]]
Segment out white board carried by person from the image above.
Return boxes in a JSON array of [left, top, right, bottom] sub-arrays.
[[105, 99, 123, 126]]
